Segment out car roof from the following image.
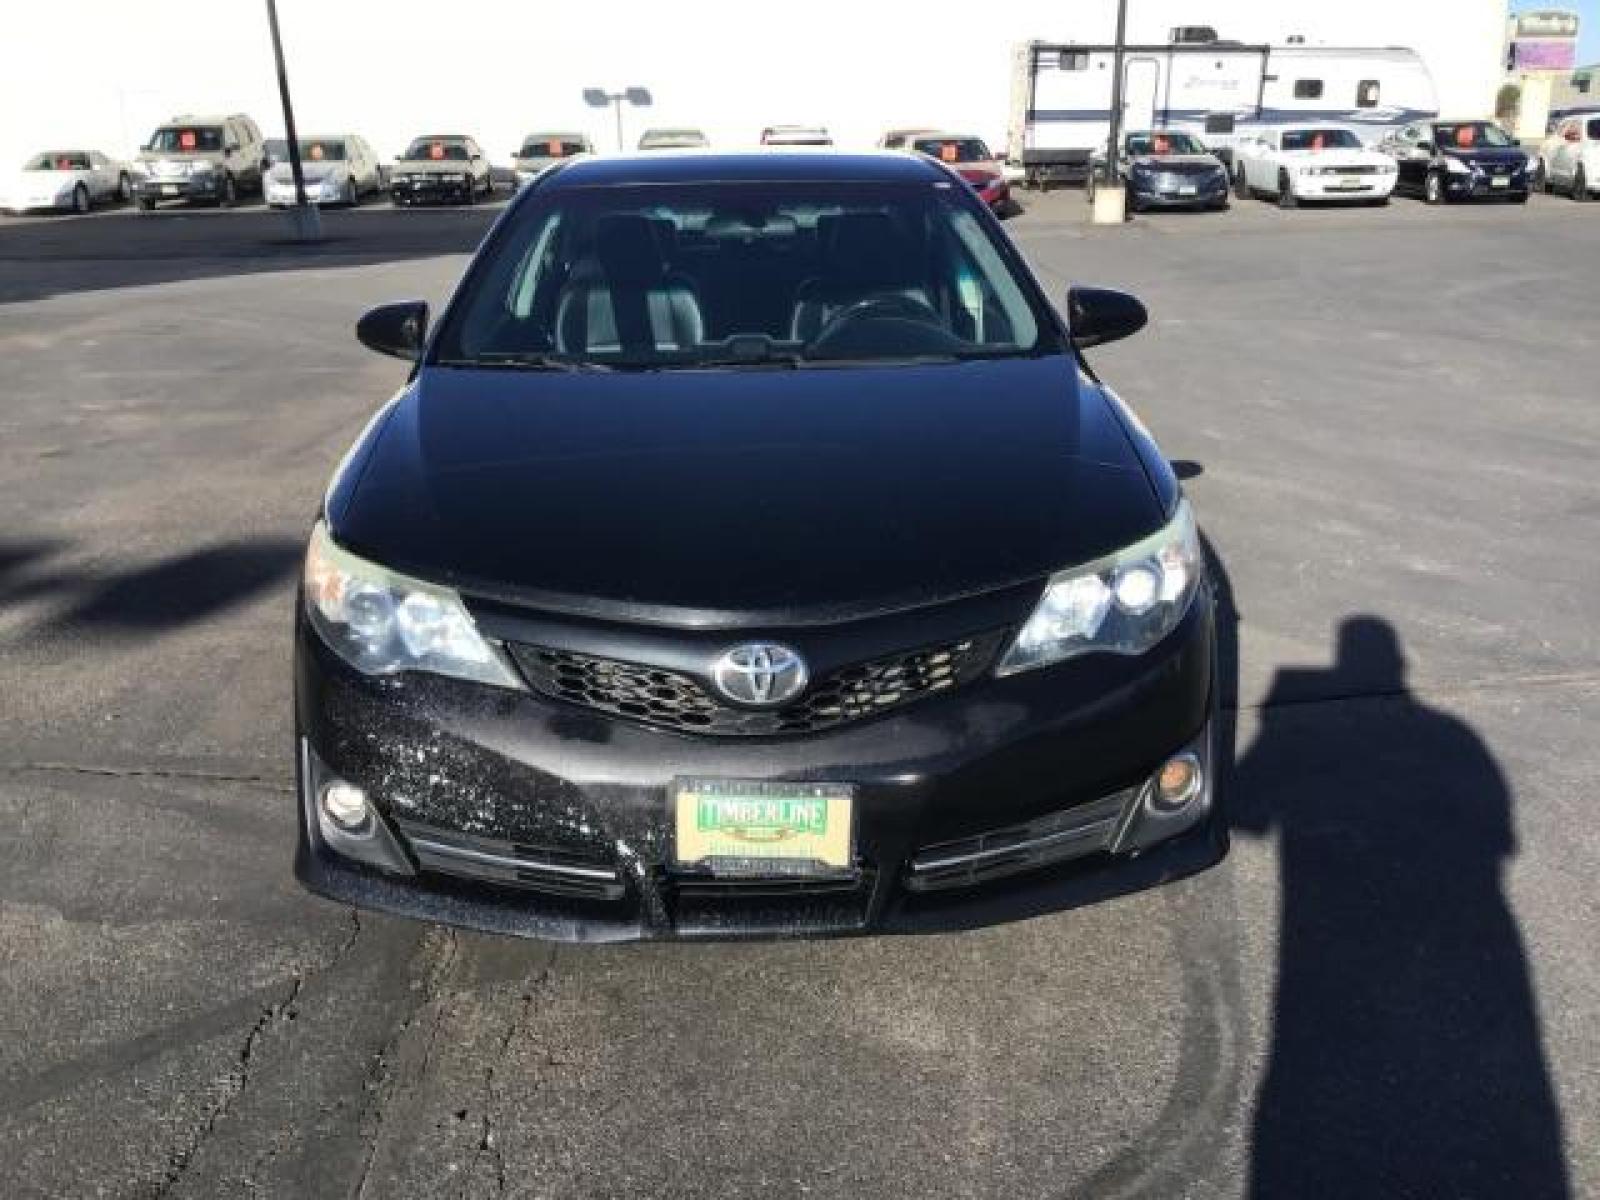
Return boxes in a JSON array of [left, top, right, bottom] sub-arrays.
[[522, 131, 587, 141], [540, 150, 951, 188], [410, 133, 472, 142]]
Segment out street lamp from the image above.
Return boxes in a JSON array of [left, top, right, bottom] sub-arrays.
[[264, 0, 319, 241], [583, 86, 653, 151]]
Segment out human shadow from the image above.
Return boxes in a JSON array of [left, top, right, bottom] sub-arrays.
[[1233, 616, 1568, 1198], [7, 536, 302, 639]]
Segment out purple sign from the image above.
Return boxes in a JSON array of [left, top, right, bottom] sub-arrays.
[[1514, 41, 1577, 71]]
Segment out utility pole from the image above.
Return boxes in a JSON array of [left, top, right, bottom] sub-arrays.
[[266, 0, 320, 240], [1092, 0, 1132, 223]]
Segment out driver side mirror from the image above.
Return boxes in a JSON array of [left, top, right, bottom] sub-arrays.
[[357, 301, 429, 361], [1066, 287, 1147, 350]]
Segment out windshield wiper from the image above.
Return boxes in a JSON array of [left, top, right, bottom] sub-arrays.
[[435, 353, 612, 372]]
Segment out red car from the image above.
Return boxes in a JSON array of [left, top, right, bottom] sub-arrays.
[[909, 133, 1012, 215]]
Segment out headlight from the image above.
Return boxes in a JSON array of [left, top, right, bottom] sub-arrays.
[[303, 521, 523, 689], [1445, 157, 1471, 175], [188, 161, 215, 176], [1377, 162, 1397, 174], [997, 501, 1202, 675]]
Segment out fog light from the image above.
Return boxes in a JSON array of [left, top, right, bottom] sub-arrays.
[[1149, 753, 1202, 814], [320, 781, 371, 831]]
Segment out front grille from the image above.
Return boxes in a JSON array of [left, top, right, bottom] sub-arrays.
[[508, 631, 1006, 737], [1327, 166, 1380, 176]]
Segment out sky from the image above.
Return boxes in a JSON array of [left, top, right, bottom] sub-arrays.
[[1510, 0, 1599, 61], [0, 0, 1559, 168]]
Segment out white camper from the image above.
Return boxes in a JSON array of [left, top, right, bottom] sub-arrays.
[[1008, 33, 1439, 186]]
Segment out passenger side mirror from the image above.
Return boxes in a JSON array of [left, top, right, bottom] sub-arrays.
[[1419, 142, 1436, 154], [357, 301, 429, 362], [1066, 286, 1147, 350]]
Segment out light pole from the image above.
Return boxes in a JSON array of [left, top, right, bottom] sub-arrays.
[[265, 0, 320, 240], [583, 87, 653, 151], [1092, 0, 1132, 224]]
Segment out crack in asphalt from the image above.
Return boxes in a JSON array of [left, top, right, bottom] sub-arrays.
[[151, 908, 363, 1199], [351, 927, 465, 1200], [2, 759, 290, 791], [458, 946, 559, 1200]]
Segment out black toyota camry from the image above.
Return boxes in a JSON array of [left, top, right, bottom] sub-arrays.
[[294, 151, 1223, 941]]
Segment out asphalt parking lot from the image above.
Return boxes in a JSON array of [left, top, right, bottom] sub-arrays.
[[2, 187, 1597, 1199]]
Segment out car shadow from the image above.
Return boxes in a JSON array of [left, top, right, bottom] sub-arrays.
[[0, 207, 502, 305]]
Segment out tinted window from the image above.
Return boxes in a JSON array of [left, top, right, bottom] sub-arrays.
[[521, 138, 586, 158], [1126, 132, 1206, 155], [1282, 129, 1361, 151], [1357, 80, 1381, 108], [435, 182, 1049, 369], [1434, 122, 1517, 149], [404, 138, 469, 160], [911, 138, 992, 163], [1294, 79, 1324, 99], [1588, 118, 1600, 140], [300, 140, 348, 161], [149, 127, 224, 153], [26, 152, 90, 170]]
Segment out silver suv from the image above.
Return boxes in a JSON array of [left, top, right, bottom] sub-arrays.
[[133, 113, 267, 210]]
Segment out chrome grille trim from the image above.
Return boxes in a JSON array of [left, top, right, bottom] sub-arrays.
[[396, 819, 625, 900], [905, 788, 1138, 892]]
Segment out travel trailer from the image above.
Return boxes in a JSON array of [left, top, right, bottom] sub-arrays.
[[1008, 29, 1439, 186]]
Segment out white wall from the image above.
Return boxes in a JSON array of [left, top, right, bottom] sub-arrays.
[[0, 0, 1506, 170]]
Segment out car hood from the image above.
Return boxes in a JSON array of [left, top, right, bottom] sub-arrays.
[[1441, 146, 1527, 166], [11, 170, 79, 190], [1129, 154, 1221, 169], [269, 161, 346, 183], [394, 159, 472, 175], [332, 357, 1165, 624], [1279, 147, 1388, 167]]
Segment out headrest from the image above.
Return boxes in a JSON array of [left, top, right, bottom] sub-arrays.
[[595, 214, 666, 284], [821, 212, 914, 286]]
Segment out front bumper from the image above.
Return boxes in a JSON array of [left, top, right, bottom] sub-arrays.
[[390, 177, 474, 204], [294, 591, 1223, 942], [266, 181, 344, 207], [133, 174, 224, 202], [975, 180, 1011, 213], [1129, 174, 1230, 208], [1292, 174, 1397, 201], [1443, 172, 1530, 200]]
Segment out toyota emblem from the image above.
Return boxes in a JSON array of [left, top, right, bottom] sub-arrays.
[[710, 643, 808, 707]]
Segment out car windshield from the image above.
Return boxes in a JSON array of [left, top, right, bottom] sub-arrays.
[[149, 127, 223, 153], [1126, 132, 1206, 156], [1282, 129, 1362, 151], [404, 139, 469, 161], [912, 137, 992, 163], [26, 152, 90, 170], [298, 140, 348, 161], [1435, 122, 1517, 149], [434, 181, 1051, 370], [521, 137, 585, 159], [1589, 118, 1600, 140]]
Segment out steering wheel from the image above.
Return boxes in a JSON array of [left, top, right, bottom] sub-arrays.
[[810, 292, 945, 348]]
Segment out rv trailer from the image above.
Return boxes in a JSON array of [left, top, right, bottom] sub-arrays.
[[1008, 33, 1439, 187]]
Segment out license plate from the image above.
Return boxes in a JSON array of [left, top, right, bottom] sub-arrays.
[[673, 779, 855, 876], [1330, 181, 1365, 190], [1491, 176, 1510, 188], [161, 184, 180, 196], [1176, 185, 1197, 196]]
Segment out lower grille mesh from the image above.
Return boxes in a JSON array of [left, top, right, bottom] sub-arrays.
[[508, 632, 1005, 737]]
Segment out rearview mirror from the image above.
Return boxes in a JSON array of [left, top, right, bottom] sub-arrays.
[[1066, 286, 1147, 350], [357, 301, 429, 361]]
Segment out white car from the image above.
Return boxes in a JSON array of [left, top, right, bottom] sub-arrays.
[[1, 150, 130, 214], [1537, 113, 1600, 201], [264, 134, 383, 207], [1233, 126, 1398, 208]]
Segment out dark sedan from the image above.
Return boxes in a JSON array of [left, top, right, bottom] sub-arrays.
[[1089, 130, 1230, 212], [1381, 120, 1532, 204], [294, 152, 1222, 942]]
